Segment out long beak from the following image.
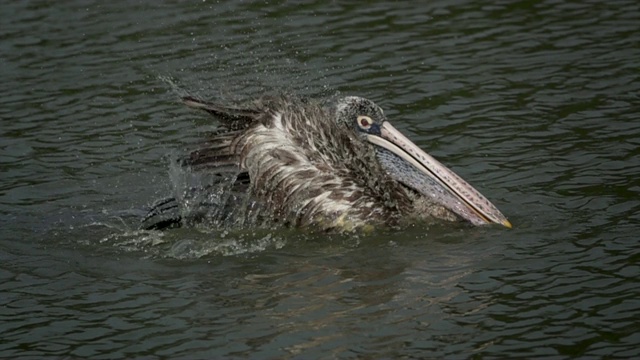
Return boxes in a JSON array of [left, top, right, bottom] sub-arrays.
[[366, 122, 512, 228]]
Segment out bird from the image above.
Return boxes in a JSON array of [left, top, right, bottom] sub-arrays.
[[142, 94, 511, 232]]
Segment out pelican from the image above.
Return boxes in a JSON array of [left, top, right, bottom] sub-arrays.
[[144, 94, 511, 232]]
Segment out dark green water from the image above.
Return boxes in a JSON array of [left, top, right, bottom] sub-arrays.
[[1, 1, 639, 358]]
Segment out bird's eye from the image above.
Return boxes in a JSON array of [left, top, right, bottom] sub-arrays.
[[357, 115, 372, 130]]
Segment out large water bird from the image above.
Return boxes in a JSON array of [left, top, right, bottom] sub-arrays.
[[144, 94, 511, 232]]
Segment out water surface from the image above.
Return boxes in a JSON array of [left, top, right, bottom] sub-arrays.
[[1, 1, 639, 358]]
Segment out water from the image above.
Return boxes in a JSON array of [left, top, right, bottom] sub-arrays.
[[1, 1, 639, 358]]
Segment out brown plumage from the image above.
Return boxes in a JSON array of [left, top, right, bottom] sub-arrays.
[[181, 95, 418, 231]]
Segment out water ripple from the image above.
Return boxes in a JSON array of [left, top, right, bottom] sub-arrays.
[[1, 0, 640, 358]]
